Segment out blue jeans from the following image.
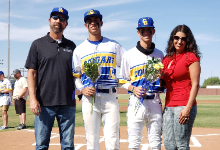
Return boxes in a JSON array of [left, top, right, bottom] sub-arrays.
[[35, 106, 76, 150], [162, 105, 197, 150]]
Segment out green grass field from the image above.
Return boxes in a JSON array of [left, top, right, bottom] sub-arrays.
[[0, 94, 219, 132], [118, 93, 220, 101]]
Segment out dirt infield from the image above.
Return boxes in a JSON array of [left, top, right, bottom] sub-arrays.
[[0, 127, 220, 150], [1, 100, 220, 150]]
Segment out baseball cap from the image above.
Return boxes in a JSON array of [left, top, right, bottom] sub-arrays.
[[50, 7, 69, 20], [11, 69, 21, 75], [0, 71, 4, 75], [84, 9, 102, 23], [136, 17, 155, 29]]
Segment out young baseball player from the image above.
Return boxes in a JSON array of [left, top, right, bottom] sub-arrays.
[[119, 17, 164, 150], [72, 9, 126, 150], [0, 71, 13, 130]]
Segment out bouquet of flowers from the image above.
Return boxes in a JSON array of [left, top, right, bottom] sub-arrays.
[[83, 58, 102, 114], [144, 57, 164, 82], [134, 57, 164, 115]]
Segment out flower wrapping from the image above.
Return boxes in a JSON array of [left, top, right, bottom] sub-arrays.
[[134, 57, 164, 115]]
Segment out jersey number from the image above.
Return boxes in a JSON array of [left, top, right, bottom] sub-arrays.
[[108, 68, 115, 79]]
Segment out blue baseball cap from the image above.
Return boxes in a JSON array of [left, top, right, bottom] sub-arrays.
[[136, 17, 155, 29], [50, 7, 69, 20], [0, 71, 4, 75], [84, 9, 102, 22]]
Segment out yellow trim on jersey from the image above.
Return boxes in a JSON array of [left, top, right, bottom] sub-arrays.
[[0, 89, 12, 91], [73, 73, 81, 78], [130, 65, 145, 82], [118, 79, 130, 84]]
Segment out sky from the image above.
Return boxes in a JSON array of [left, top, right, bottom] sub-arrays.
[[0, 0, 220, 85]]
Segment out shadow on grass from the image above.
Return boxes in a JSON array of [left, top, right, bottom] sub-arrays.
[[76, 110, 82, 113], [120, 111, 126, 114]]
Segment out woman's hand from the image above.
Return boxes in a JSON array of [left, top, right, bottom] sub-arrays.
[[179, 106, 191, 124]]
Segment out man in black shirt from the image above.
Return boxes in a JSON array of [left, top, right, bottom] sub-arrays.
[[25, 7, 76, 150]]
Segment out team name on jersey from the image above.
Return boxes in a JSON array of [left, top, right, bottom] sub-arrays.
[[130, 64, 146, 82], [81, 52, 116, 69]]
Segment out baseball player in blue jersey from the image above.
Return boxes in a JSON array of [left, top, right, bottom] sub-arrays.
[[119, 17, 164, 150], [72, 9, 126, 150]]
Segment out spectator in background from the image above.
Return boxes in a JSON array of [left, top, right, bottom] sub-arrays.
[[0, 71, 12, 130], [12, 69, 28, 130]]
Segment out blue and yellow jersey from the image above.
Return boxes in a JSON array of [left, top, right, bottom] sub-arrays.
[[0, 79, 12, 97], [118, 47, 164, 94], [72, 37, 126, 89]]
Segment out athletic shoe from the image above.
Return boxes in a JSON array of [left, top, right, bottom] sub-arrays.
[[17, 124, 26, 130], [15, 124, 22, 129], [0, 126, 8, 130]]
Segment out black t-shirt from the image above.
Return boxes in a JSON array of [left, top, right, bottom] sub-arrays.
[[25, 33, 76, 106]]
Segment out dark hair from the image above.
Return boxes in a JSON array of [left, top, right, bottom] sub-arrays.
[[165, 24, 201, 58]]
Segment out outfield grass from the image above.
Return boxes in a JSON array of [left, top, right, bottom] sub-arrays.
[[194, 103, 220, 128], [117, 93, 220, 101], [0, 94, 219, 132]]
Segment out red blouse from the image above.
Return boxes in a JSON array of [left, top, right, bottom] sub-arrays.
[[162, 51, 200, 107]]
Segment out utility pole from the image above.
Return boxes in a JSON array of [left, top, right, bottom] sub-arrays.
[[20, 68, 28, 77], [8, 0, 10, 78]]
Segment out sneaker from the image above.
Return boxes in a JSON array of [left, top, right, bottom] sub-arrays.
[[17, 124, 26, 130], [15, 124, 22, 129], [0, 126, 8, 130]]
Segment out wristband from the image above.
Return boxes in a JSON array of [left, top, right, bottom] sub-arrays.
[[131, 86, 135, 93]]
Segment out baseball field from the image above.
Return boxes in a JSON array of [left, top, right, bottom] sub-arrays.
[[0, 94, 220, 150]]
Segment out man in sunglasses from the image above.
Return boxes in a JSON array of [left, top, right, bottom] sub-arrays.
[[25, 7, 76, 150], [72, 9, 126, 150], [119, 17, 164, 150]]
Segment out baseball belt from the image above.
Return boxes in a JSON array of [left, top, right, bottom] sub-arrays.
[[97, 88, 116, 93]]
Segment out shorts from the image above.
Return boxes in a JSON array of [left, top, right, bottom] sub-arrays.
[[0, 105, 9, 111], [15, 98, 26, 114]]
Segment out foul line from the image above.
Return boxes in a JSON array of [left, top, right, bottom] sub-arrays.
[[22, 129, 220, 149]]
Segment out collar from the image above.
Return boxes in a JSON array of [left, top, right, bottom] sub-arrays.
[[46, 32, 67, 43], [87, 37, 103, 45], [136, 41, 155, 55]]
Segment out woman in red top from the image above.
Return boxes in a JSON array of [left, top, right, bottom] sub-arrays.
[[162, 24, 201, 150]]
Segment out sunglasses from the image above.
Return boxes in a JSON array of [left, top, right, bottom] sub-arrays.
[[51, 15, 66, 22], [173, 35, 187, 42]]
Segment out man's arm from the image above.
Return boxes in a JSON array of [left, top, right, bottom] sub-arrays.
[[16, 78, 28, 99], [1, 89, 12, 94], [118, 53, 145, 98], [27, 69, 41, 116], [1, 80, 12, 94], [16, 87, 28, 99]]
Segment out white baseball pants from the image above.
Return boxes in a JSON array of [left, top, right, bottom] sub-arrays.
[[127, 94, 162, 150], [82, 92, 120, 150]]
